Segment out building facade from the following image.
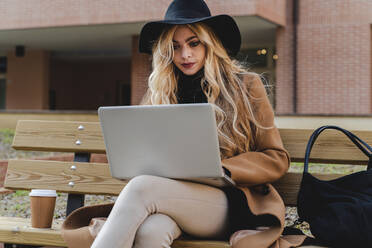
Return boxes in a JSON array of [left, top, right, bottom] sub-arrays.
[[0, 0, 371, 115]]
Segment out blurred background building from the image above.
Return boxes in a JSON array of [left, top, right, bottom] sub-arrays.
[[0, 0, 371, 115]]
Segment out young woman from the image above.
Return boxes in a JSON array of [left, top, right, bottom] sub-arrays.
[[62, 0, 306, 247]]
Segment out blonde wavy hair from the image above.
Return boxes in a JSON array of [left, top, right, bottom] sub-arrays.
[[141, 23, 268, 159]]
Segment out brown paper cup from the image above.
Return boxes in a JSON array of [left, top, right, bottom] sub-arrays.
[[29, 189, 57, 228]]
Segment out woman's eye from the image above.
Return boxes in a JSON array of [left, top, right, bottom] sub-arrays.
[[173, 44, 180, 50], [189, 41, 200, 47]]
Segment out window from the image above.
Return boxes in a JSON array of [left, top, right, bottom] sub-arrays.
[[0, 79, 5, 109], [236, 48, 268, 67], [0, 57, 7, 109]]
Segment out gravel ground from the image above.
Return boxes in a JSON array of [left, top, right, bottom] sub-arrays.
[[0, 191, 117, 220], [0, 129, 365, 236], [0, 129, 62, 160]]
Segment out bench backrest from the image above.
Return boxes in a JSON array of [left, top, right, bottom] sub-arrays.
[[5, 120, 372, 206]]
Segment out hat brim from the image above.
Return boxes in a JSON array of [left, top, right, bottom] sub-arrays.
[[139, 15, 241, 56]]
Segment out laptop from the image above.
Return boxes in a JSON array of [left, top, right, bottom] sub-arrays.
[[98, 103, 235, 187]]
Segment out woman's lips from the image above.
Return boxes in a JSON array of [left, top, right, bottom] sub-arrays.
[[182, 63, 195, 69]]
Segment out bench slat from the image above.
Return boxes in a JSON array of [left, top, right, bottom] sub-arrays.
[[5, 159, 350, 205], [0, 217, 64, 246], [5, 160, 126, 195], [12, 120, 106, 153], [12, 121, 372, 164], [0, 217, 230, 247], [173, 240, 230, 248], [280, 128, 372, 164]]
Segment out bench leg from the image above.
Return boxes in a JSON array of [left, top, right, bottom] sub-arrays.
[[65, 152, 91, 216], [66, 193, 85, 216]]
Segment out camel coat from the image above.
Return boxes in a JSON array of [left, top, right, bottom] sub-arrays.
[[62, 74, 306, 247]]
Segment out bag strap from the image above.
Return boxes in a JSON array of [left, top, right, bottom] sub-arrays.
[[304, 125, 372, 173]]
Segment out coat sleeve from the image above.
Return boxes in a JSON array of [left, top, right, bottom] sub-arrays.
[[221, 75, 290, 186]]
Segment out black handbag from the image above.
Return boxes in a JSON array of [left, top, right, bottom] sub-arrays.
[[297, 125, 372, 248]]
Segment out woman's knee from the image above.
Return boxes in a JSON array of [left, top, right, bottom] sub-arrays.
[[134, 214, 181, 248], [120, 175, 169, 202], [122, 175, 157, 196]]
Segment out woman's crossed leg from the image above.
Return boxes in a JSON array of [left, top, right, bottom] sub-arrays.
[[91, 175, 230, 248]]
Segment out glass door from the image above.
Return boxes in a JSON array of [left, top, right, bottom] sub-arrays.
[[0, 79, 5, 109]]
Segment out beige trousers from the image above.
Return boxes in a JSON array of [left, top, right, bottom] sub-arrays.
[[91, 175, 230, 248]]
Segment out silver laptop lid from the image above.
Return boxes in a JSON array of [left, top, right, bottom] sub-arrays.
[[98, 103, 224, 179]]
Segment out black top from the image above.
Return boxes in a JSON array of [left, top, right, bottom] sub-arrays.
[[176, 68, 207, 104], [175, 68, 268, 237]]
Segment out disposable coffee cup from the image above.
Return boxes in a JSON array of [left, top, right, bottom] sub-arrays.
[[29, 189, 57, 228]]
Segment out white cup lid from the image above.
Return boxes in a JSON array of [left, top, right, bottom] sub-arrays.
[[29, 189, 57, 197]]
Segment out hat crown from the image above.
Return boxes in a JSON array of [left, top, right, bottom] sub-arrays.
[[139, 0, 241, 56], [165, 0, 211, 20]]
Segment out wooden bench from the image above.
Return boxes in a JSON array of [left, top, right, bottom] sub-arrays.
[[1, 120, 372, 247]]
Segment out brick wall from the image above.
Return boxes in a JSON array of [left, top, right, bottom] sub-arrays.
[[275, 0, 295, 114], [256, 0, 287, 26], [3, 0, 371, 114], [297, 0, 372, 114], [276, 0, 372, 114], [0, 0, 286, 30], [297, 24, 371, 114], [130, 36, 151, 105], [6, 50, 50, 110], [299, 0, 372, 25]]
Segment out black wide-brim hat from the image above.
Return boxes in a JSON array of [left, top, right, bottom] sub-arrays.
[[139, 0, 241, 56]]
